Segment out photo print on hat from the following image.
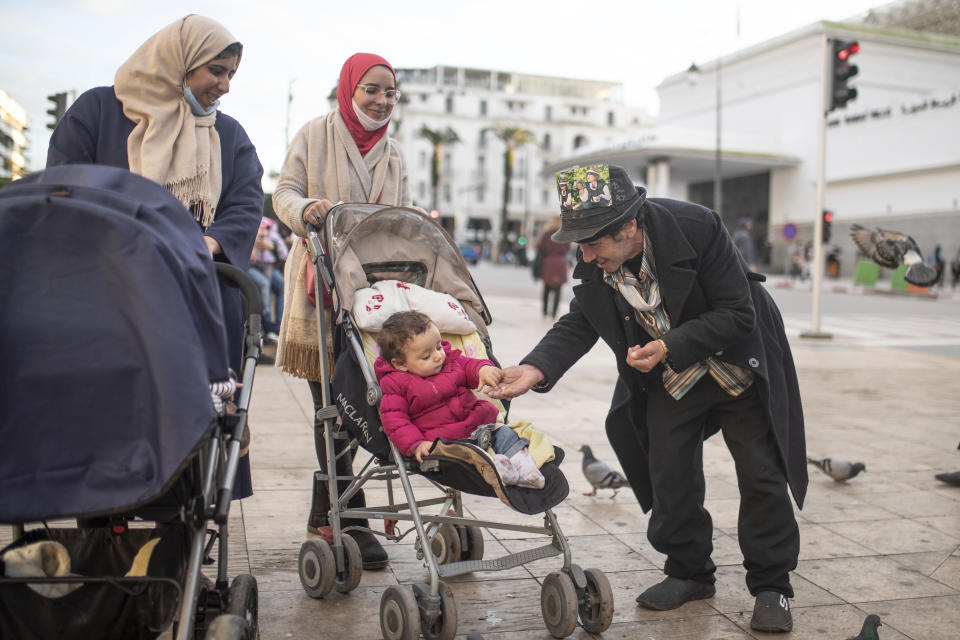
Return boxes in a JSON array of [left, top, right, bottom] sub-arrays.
[[556, 164, 612, 211]]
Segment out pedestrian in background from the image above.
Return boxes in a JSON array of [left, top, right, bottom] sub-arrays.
[[951, 247, 960, 289], [535, 216, 570, 319], [733, 217, 757, 271], [489, 164, 805, 633], [273, 52, 412, 570], [46, 14, 264, 500]]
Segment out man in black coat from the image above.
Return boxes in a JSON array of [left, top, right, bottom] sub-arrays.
[[489, 164, 806, 633]]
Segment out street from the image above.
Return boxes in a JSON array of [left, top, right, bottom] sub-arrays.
[[234, 261, 960, 639]]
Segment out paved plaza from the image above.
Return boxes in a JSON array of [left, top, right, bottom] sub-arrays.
[[236, 283, 960, 640]]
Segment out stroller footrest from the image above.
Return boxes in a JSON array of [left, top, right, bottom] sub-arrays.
[[437, 542, 562, 577]]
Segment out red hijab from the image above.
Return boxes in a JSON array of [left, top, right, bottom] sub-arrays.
[[337, 52, 396, 156]]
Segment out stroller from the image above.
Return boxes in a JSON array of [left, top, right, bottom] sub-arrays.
[[0, 166, 261, 640], [298, 204, 614, 639]]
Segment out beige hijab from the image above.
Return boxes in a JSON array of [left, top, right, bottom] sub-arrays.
[[114, 15, 240, 228]]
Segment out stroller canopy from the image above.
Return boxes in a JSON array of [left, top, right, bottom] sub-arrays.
[[324, 205, 492, 336], [0, 165, 229, 522]]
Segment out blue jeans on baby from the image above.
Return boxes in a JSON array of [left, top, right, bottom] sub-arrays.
[[471, 424, 528, 458]]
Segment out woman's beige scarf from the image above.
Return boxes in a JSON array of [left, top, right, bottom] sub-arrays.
[[114, 15, 239, 228]]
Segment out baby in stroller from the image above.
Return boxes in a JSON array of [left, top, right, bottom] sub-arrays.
[[374, 311, 545, 488]]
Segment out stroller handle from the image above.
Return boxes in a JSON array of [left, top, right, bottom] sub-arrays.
[[214, 262, 263, 332]]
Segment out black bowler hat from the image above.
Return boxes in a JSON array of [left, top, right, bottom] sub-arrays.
[[552, 164, 645, 243]]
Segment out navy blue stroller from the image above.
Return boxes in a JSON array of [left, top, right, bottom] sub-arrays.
[[0, 165, 261, 639]]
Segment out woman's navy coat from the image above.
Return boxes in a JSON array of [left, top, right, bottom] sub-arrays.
[[46, 86, 264, 497]]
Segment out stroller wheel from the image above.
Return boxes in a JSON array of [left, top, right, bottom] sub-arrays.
[[459, 525, 485, 562], [430, 523, 462, 565], [380, 585, 421, 640], [541, 571, 578, 639], [299, 538, 336, 598], [334, 533, 363, 593], [420, 581, 458, 640], [225, 574, 258, 639], [578, 568, 614, 634], [204, 613, 247, 639]]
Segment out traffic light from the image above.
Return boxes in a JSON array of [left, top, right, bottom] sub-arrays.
[[46, 92, 68, 130], [830, 39, 859, 111], [822, 210, 833, 243]]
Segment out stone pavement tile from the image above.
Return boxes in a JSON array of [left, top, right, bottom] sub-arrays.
[[861, 594, 960, 640], [727, 604, 911, 640], [438, 577, 551, 635], [931, 554, 960, 590], [258, 585, 386, 640], [885, 550, 957, 577], [821, 518, 959, 554], [795, 555, 957, 602], [917, 514, 960, 538], [496, 615, 754, 640], [857, 489, 960, 518], [565, 498, 648, 535], [708, 565, 844, 614], [241, 489, 312, 551], [499, 534, 656, 578], [246, 433, 315, 468], [796, 490, 899, 524], [794, 522, 879, 561]]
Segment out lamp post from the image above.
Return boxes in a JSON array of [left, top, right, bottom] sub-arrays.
[[687, 61, 722, 215]]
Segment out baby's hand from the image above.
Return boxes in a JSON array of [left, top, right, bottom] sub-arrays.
[[413, 441, 432, 463], [478, 365, 503, 391]]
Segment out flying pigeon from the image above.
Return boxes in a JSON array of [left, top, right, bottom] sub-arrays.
[[849, 224, 938, 286], [807, 457, 866, 482], [578, 445, 630, 498], [846, 614, 882, 640]]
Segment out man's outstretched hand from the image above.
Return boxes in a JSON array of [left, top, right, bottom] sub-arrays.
[[484, 364, 544, 399]]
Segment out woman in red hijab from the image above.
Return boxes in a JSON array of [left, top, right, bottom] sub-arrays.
[[274, 53, 413, 569]]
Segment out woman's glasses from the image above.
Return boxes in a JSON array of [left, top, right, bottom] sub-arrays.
[[356, 83, 401, 104]]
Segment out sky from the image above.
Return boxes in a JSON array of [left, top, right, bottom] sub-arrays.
[[1, 0, 888, 176]]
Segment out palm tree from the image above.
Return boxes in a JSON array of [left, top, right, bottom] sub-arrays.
[[416, 125, 461, 213], [486, 125, 535, 261]]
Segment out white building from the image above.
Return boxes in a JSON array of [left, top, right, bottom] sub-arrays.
[[0, 90, 29, 181], [550, 20, 960, 275], [392, 66, 651, 255]]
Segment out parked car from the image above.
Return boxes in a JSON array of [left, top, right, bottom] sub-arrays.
[[458, 242, 481, 265]]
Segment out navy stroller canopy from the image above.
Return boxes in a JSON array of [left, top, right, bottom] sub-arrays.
[[0, 165, 230, 522]]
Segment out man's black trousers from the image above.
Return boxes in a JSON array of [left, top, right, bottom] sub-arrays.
[[644, 374, 799, 597]]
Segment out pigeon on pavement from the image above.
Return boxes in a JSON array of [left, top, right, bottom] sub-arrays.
[[579, 445, 630, 498], [849, 224, 938, 286], [846, 613, 882, 640], [935, 470, 960, 486], [807, 457, 866, 482]]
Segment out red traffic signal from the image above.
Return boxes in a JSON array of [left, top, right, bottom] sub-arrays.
[[829, 39, 859, 112], [823, 210, 834, 223], [836, 41, 860, 60]]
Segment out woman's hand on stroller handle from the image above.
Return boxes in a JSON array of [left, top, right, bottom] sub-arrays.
[[302, 199, 334, 227], [484, 364, 543, 399]]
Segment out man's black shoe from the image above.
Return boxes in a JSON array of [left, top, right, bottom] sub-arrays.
[[750, 591, 793, 632], [635, 576, 715, 610]]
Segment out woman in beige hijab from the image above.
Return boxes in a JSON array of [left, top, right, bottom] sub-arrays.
[[273, 52, 413, 569], [47, 15, 265, 499]]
